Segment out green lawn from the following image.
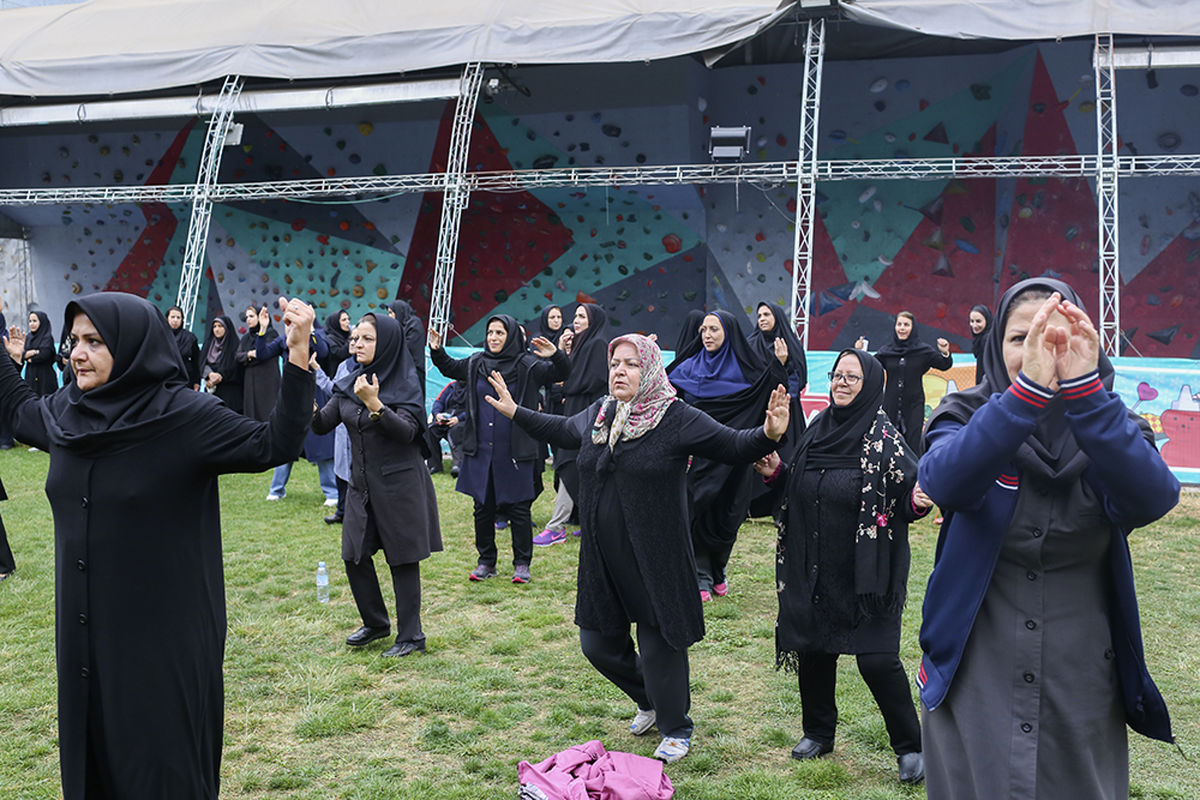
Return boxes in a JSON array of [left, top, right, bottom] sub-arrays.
[[0, 448, 1196, 799]]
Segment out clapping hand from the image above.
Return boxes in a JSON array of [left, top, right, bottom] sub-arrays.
[[277, 296, 315, 368], [936, 337, 950, 356], [1050, 298, 1099, 383], [762, 384, 791, 441]]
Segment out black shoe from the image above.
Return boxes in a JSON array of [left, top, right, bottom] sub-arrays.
[[450, 467, 459, 477], [382, 639, 426, 658], [897, 752, 924, 785], [324, 514, 343, 525], [345, 625, 391, 647], [791, 737, 833, 761]]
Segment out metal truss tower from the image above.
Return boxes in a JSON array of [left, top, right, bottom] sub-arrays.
[[1094, 34, 1121, 356], [427, 63, 484, 341], [790, 18, 825, 350], [176, 75, 243, 331]]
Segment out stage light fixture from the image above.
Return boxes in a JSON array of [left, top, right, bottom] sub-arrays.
[[709, 126, 751, 161]]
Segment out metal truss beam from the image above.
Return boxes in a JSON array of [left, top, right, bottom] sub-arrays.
[[176, 75, 243, 331], [1095, 34, 1121, 356], [428, 63, 484, 341], [791, 18, 824, 350]]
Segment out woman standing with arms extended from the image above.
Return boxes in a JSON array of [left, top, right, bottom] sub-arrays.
[[967, 304, 992, 386], [668, 310, 786, 600], [856, 311, 951, 454], [1, 292, 315, 800], [313, 313, 441, 657], [429, 315, 568, 584], [755, 348, 930, 784], [917, 278, 1179, 800], [487, 334, 790, 763], [202, 314, 243, 412], [23, 310, 59, 397]]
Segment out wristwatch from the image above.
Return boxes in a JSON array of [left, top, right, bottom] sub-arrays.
[[368, 408, 383, 422]]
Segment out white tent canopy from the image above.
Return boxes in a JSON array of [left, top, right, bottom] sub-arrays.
[[0, 0, 794, 97], [843, 0, 1200, 41]]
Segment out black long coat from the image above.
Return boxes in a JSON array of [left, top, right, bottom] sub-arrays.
[[23, 343, 58, 396], [513, 400, 777, 650], [0, 358, 312, 800], [877, 347, 952, 452], [312, 395, 442, 565], [236, 330, 282, 421]]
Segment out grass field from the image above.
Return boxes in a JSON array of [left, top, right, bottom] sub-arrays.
[[0, 448, 1196, 799]]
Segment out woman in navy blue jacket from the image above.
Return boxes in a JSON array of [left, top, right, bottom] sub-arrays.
[[917, 278, 1179, 800]]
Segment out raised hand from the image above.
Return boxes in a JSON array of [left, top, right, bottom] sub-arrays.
[[483, 370, 518, 418], [1021, 293, 1061, 388], [5, 326, 25, 363], [353, 373, 380, 406], [427, 328, 443, 350], [530, 336, 557, 358], [278, 296, 315, 369], [558, 328, 574, 354], [774, 337, 789, 365], [763, 384, 791, 441], [936, 337, 950, 355], [854, 336, 868, 351], [1052, 299, 1100, 383]]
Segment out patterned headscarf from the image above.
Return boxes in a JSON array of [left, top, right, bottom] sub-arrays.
[[591, 334, 678, 451]]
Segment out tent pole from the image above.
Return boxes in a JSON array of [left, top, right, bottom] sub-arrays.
[[428, 62, 484, 343], [791, 18, 824, 352], [176, 75, 243, 333]]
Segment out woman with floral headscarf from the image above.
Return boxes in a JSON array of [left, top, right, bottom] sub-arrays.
[[486, 334, 790, 764]]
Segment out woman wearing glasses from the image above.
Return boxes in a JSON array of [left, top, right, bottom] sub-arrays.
[[756, 348, 932, 785]]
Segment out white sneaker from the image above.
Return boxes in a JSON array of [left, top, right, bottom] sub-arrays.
[[630, 708, 657, 736], [266, 493, 283, 501], [653, 736, 690, 763], [323, 498, 338, 507]]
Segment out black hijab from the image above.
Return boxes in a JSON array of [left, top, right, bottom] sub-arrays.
[[475, 314, 528, 384], [875, 314, 938, 360], [389, 299, 427, 392], [562, 303, 609, 396], [928, 277, 1115, 487], [795, 349, 886, 470], [324, 310, 350, 350], [536, 304, 566, 348], [749, 302, 807, 387], [673, 309, 706, 357], [27, 310, 54, 355], [202, 314, 240, 374], [334, 312, 424, 422], [236, 306, 280, 356], [969, 304, 992, 383], [41, 293, 203, 455]]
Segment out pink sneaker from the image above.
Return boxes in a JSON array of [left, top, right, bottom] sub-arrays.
[[700, 590, 712, 603], [533, 528, 567, 547], [712, 582, 728, 597]]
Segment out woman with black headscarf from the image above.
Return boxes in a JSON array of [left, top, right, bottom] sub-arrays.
[[755, 348, 930, 784], [1, 292, 315, 800], [856, 311, 951, 454], [22, 310, 59, 396], [917, 278, 1179, 800], [167, 305, 202, 389], [388, 299, 427, 401], [968, 304, 992, 385], [320, 309, 352, 377], [429, 315, 568, 584], [201, 314, 243, 413], [313, 312, 441, 657], [237, 305, 282, 421], [668, 310, 786, 600], [673, 309, 706, 358]]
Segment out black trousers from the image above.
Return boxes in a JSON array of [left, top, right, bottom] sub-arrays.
[[343, 510, 423, 644], [335, 477, 347, 517], [472, 481, 533, 568], [693, 544, 733, 593], [579, 626, 693, 739], [798, 652, 921, 755], [427, 424, 465, 472], [0, 515, 13, 574]]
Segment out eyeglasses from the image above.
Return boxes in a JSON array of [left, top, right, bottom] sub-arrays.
[[828, 372, 862, 385]]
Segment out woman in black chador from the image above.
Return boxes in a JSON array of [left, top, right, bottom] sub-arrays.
[[236, 304, 282, 420], [0, 292, 315, 800], [201, 314, 243, 412], [487, 334, 790, 763], [755, 348, 931, 785], [968, 304, 992, 385], [550, 303, 609, 518], [429, 315, 568, 584], [667, 310, 786, 600], [167, 305, 202, 389], [319, 310, 352, 377], [857, 311, 951, 454], [313, 312, 441, 656], [23, 310, 59, 396]]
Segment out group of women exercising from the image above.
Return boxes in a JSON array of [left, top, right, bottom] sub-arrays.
[[0, 277, 1179, 799]]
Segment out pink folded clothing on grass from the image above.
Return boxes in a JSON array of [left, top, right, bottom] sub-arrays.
[[518, 739, 674, 800]]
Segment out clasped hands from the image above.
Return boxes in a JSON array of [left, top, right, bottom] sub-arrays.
[[1020, 293, 1099, 390]]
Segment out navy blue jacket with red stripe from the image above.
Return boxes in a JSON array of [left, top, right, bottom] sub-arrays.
[[917, 369, 1180, 742]]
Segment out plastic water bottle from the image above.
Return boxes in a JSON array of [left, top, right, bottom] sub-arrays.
[[316, 562, 330, 603]]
